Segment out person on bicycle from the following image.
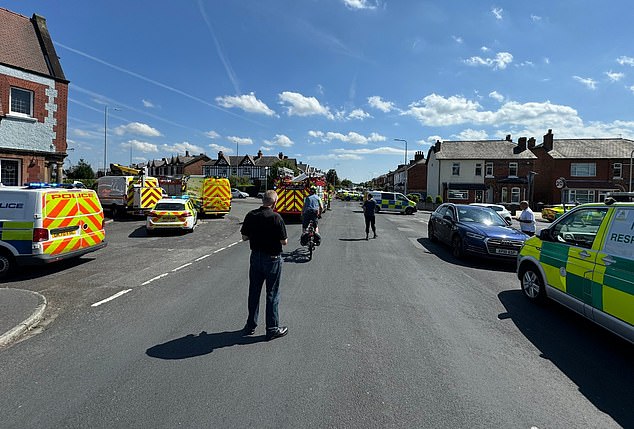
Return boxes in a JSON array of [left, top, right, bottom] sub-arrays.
[[302, 186, 323, 245]]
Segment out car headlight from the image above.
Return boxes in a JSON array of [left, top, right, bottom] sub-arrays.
[[466, 232, 485, 240]]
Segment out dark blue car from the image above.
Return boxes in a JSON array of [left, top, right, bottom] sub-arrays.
[[428, 203, 527, 259]]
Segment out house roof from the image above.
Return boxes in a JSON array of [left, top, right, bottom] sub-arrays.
[[0, 8, 66, 81], [538, 138, 634, 159], [203, 154, 297, 168], [432, 140, 537, 160]]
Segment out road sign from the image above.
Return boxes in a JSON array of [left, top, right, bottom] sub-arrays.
[[555, 177, 566, 189]]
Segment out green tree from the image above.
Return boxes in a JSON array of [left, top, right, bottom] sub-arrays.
[[66, 159, 95, 180], [341, 178, 352, 188], [326, 169, 340, 187]]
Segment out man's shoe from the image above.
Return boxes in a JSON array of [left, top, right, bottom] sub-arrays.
[[242, 325, 256, 336], [373, 233, 377, 238], [266, 326, 288, 340], [365, 234, 369, 240]]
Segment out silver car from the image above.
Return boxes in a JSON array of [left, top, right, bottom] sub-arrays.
[[469, 203, 512, 224]]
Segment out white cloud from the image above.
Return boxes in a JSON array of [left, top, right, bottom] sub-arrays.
[[452, 35, 463, 44], [121, 139, 159, 153], [451, 129, 489, 140], [205, 130, 221, 139], [333, 147, 403, 155], [72, 128, 97, 138], [279, 91, 334, 119], [629, 86, 634, 94], [530, 14, 542, 22], [573, 76, 597, 90], [492, 7, 503, 20], [227, 136, 254, 145], [208, 143, 232, 153], [481, 46, 490, 52], [142, 99, 155, 108], [308, 130, 324, 138], [264, 134, 294, 148], [617, 56, 634, 66], [161, 141, 204, 154], [605, 71, 625, 82], [114, 122, 162, 137], [216, 92, 276, 116], [367, 95, 396, 112], [348, 109, 371, 120], [317, 131, 386, 145], [464, 52, 513, 70], [343, 0, 378, 10], [489, 91, 505, 102]]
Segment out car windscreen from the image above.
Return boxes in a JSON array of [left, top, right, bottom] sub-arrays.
[[457, 207, 506, 226], [154, 202, 186, 211]]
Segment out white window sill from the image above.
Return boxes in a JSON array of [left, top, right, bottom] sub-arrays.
[[5, 113, 37, 123]]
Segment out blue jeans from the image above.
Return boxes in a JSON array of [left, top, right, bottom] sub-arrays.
[[246, 251, 282, 332]]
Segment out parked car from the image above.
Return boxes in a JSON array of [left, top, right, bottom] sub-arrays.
[[470, 203, 513, 224], [517, 200, 634, 343], [428, 203, 527, 259], [146, 196, 197, 233], [231, 188, 249, 199]]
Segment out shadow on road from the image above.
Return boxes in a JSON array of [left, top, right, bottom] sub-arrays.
[[2, 257, 96, 283], [498, 290, 634, 428], [339, 238, 369, 242], [146, 330, 266, 359], [282, 248, 311, 263], [416, 237, 516, 272]]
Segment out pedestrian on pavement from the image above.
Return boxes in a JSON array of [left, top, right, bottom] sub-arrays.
[[240, 190, 289, 340], [362, 193, 377, 240], [516, 200, 536, 236]]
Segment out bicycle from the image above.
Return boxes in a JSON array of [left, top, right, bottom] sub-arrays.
[[303, 220, 317, 260]]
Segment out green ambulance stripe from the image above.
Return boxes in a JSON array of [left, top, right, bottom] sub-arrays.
[[0, 221, 34, 241], [539, 242, 569, 269]]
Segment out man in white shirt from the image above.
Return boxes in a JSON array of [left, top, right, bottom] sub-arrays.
[[516, 200, 536, 236]]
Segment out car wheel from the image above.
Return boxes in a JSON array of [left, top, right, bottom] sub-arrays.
[[428, 223, 438, 242], [520, 265, 546, 302], [405, 207, 414, 215], [451, 235, 464, 258], [0, 250, 14, 279]]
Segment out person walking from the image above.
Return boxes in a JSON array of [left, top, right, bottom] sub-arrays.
[[240, 190, 289, 340], [516, 200, 536, 236], [362, 193, 377, 240]]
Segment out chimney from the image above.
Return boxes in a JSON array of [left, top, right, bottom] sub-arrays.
[[414, 151, 425, 162], [513, 137, 527, 154], [543, 129, 554, 151], [257, 150, 263, 159], [218, 151, 223, 159], [434, 140, 441, 152], [278, 152, 284, 160], [505, 134, 512, 142], [527, 137, 536, 149], [185, 150, 190, 157]]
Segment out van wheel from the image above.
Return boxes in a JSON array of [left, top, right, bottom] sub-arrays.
[[452, 235, 464, 258], [375, 206, 380, 214], [0, 250, 14, 279], [520, 265, 546, 302], [111, 205, 121, 220], [405, 207, 414, 215]]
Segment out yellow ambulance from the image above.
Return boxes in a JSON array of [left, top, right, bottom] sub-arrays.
[[517, 199, 634, 343], [0, 183, 107, 278]]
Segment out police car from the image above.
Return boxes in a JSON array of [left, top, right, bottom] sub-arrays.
[[366, 191, 417, 215], [517, 198, 634, 344], [146, 196, 198, 233]]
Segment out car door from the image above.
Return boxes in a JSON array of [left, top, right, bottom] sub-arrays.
[[541, 207, 609, 314], [594, 207, 634, 330], [435, 205, 456, 244]]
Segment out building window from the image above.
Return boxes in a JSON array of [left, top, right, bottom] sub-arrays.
[[0, 159, 20, 186], [509, 162, 518, 177], [501, 187, 508, 202], [10, 87, 34, 117], [475, 163, 482, 176], [571, 163, 596, 177], [614, 163, 622, 178], [452, 163, 460, 176], [485, 162, 493, 177], [448, 189, 468, 200], [563, 189, 595, 204], [511, 187, 521, 203]]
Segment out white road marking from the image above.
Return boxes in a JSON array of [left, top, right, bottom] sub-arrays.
[[172, 262, 192, 272], [195, 254, 211, 261], [141, 273, 169, 286], [214, 247, 226, 253], [91, 289, 132, 307]]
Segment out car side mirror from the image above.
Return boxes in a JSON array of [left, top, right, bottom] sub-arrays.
[[443, 215, 454, 222], [537, 229, 551, 241], [505, 218, 512, 226]]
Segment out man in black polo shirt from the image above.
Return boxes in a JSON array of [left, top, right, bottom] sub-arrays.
[[240, 190, 289, 340]]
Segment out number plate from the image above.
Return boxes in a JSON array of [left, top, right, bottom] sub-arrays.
[[495, 248, 518, 256], [52, 231, 75, 238], [160, 216, 176, 221]]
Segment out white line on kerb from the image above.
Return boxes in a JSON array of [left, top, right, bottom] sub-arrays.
[[141, 273, 169, 286], [91, 289, 132, 307], [172, 263, 192, 272], [195, 254, 211, 261]]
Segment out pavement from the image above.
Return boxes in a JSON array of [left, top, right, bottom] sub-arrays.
[[0, 288, 47, 348]]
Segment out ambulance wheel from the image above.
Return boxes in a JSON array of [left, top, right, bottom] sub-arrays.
[[451, 235, 464, 258], [0, 250, 14, 279], [520, 265, 546, 302], [405, 207, 414, 215]]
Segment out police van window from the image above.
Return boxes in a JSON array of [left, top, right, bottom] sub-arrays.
[[396, 194, 407, 202], [551, 208, 608, 249], [381, 193, 392, 200], [603, 208, 634, 259]]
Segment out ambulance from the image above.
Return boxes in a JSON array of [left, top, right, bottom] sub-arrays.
[[181, 176, 231, 216], [517, 199, 634, 344], [0, 183, 107, 278]]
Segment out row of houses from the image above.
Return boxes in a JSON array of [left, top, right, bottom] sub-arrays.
[[372, 130, 634, 206]]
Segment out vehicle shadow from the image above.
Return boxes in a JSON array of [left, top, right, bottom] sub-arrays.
[[2, 257, 96, 283], [416, 237, 516, 272], [498, 290, 634, 427], [282, 248, 311, 263], [146, 330, 266, 359], [128, 226, 188, 238]]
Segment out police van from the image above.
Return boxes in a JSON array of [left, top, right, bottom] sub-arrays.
[[0, 183, 107, 278], [517, 199, 634, 343], [366, 191, 417, 215]]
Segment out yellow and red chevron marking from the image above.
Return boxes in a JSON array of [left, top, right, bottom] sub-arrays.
[[43, 236, 83, 255], [42, 191, 83, 229], [140, 187, 162, 208], [275, 189, 308, 214]]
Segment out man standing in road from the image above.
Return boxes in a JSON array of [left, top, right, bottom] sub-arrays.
[[362, 193, 377, 240], [516, 200, 536, 236], [241, 190, 289, 340]]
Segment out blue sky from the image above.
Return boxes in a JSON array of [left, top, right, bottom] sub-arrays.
[[6, 0, 634, 182]]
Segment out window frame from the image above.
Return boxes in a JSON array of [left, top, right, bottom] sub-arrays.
[[509, 162, 518, 177], [0, 159, 21, 186], [510, 187, 521, 203], [475, 163, 482, 177], [485, 162, 493, 177], [613, 162, 622, 179], [452, 162, 460, 176], [570, 163, 596, 177], [9, 87, 34, 118], [447, 189, 468, 200]]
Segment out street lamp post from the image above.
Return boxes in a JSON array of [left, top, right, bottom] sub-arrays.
[[103, 106, 121, 176], [264, 166, 269, 192], [629, 149, 634, 192], [394, 138, 408, 195]]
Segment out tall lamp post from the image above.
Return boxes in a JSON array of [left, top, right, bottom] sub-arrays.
[[103, 106, 121, 176], [629, 149, 634, 192], [264, 166, 269, 192], [394, 138, 408, 195]]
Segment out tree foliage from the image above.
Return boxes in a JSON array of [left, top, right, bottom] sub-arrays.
[[340, 178, 352, 188], [326, 169, 340, 187], [66, 159, 95, 180]]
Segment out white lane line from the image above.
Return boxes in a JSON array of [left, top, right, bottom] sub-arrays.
[[91, 289, 132, 307], [141, 273, 169, 286], [195, 254, 211, 261], [172, 262, 192, 272], [213, 247, 226, 253]]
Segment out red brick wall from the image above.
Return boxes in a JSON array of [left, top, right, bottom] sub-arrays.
[[53, 81, 68, 151], [407, 162, 427, 194], [2, 75, 48, 123]]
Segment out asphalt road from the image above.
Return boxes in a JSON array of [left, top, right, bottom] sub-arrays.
[[0, 199, 632, 428]]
